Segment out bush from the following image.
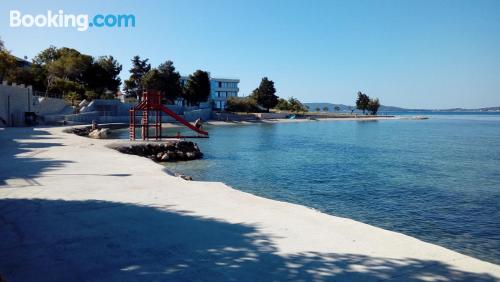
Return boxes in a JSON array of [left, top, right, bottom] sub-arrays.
[[64, 91, 81, 106], [226, 96, 263, 113], [84, 90, 100, 100], [274, 97, 308, 113]]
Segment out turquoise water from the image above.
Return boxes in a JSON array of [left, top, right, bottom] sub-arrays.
[[118, 114, 500, 264]]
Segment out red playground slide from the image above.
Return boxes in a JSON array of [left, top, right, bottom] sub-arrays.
[[159, 105, 209, 136], [129, 90, 209, 140]]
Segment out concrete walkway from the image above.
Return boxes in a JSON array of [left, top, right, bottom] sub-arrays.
[[1, 127, 499, 281]]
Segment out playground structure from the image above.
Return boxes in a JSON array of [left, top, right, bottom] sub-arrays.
[[129, 90, 209, 140]]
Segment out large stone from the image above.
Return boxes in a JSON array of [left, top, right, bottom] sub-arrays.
[[88, 128, 109, 139]]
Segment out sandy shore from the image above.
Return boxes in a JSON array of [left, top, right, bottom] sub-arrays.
[[1, 126, 499, 281]]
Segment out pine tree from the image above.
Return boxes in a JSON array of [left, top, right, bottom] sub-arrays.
[[251, 77, 278, 111], [184, 70, 210, 106], [124, 56, 151, 100]]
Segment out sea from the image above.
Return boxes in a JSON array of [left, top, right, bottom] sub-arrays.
[[116, 112, 500, 264]]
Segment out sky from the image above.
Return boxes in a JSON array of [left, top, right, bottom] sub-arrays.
[[1, 0, 499, 109]]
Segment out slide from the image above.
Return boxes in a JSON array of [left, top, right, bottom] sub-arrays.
[[159, 105, 209, 136]]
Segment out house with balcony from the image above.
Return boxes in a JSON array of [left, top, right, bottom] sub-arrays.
[[210, 78, 239, 110], [180, 76, 239, 110]]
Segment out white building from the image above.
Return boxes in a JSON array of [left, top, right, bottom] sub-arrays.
[[180, 76, 239, 110], [210, 78, 239, 110]]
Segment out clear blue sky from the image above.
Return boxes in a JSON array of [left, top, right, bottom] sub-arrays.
[[1, 0, 499, 108]]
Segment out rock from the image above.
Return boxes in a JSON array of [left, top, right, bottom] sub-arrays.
[[72, 127, 92, 136], [160, 153, 169, 161], [181, 175, 193, 181], [167, 151, 176, 159], [176, 151, 186, 160], [175, 173, 193, 181], [88, 128, 109, 139], [111, 141, 203, 163]]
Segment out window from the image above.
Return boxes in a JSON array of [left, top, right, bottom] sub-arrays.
[[218, 82, 222, 87]]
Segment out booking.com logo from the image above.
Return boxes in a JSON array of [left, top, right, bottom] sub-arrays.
[[9, 10, 135, 31]]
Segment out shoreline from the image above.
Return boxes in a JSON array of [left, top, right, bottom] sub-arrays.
[[155, 115, 405, 129], [1, 126, 499, 281]]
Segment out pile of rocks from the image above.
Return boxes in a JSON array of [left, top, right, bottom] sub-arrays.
[[70, 126, 111, 139], [114, 141, 203, 162], [71, 126, 92, 136]]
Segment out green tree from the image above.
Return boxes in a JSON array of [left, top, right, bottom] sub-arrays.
[[0, 50, 17, 82], [33, 47, 93, 94], [25, 46, 122, 98], [96, 56, 122, 92], [141, 69, 164, 91], [8, 63, 47, 92], [288, 97, 308, 113], [356, 91, 370, 114], [123, 56, 151, 99], [251, 77, 278, 111], [82, 56, 122, 98], [64, 91, 80, 106], [315, 107, 320, 112], [324, 106, 330, 112], [84, 90, 100, 100], [33, 46, 58, 65], [275, 98, 289, 111], [226, 96, 261, 112], [184, 70, 211, 106], [157, 60, 182, 103], [0, 37, 4, 51], [367, 98, 381, 115], [334, 106, 340, 112]]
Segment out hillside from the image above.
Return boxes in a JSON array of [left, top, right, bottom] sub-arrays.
[[304, 103, 500, 112]]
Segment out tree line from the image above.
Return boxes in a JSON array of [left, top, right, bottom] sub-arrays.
[[226, 77, 308, 113], [1, 40, 122, 102], [0, 37, 211, 105], [124, 56, 210, 106], [1, 37, 382, 113]]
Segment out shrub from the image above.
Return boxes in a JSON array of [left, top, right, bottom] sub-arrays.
[[226, 96, 262, 113]]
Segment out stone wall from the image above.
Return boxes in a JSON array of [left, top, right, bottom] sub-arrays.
[[35, 97, 71, 115], [0, 83, 35, 126]]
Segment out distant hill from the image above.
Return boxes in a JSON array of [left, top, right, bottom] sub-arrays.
[[304, 103, 500, 113]]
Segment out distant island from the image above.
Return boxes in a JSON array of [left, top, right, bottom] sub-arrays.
[[304, 103, 500, 113]]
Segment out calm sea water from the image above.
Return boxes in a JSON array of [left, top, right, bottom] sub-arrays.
[[117, 113, 500, 264]]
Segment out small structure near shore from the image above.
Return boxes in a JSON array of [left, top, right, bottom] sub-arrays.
[[129, 90, 209, 140], [108, 140, 203, 162]]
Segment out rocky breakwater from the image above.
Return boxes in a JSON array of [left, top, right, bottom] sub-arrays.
[[70, 126, 110, 139], [110, 141, 203, 162]]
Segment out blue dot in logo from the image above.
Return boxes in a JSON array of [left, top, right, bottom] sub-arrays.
[[89, 22, 93, 27]]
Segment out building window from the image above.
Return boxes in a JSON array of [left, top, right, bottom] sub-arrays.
[[218, 82, 222, 87]]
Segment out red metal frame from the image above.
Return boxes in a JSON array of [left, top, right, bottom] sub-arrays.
[[129, 90, 209, 140]]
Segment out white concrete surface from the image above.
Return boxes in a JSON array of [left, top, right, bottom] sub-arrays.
[[0, 127, 499, 281]]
